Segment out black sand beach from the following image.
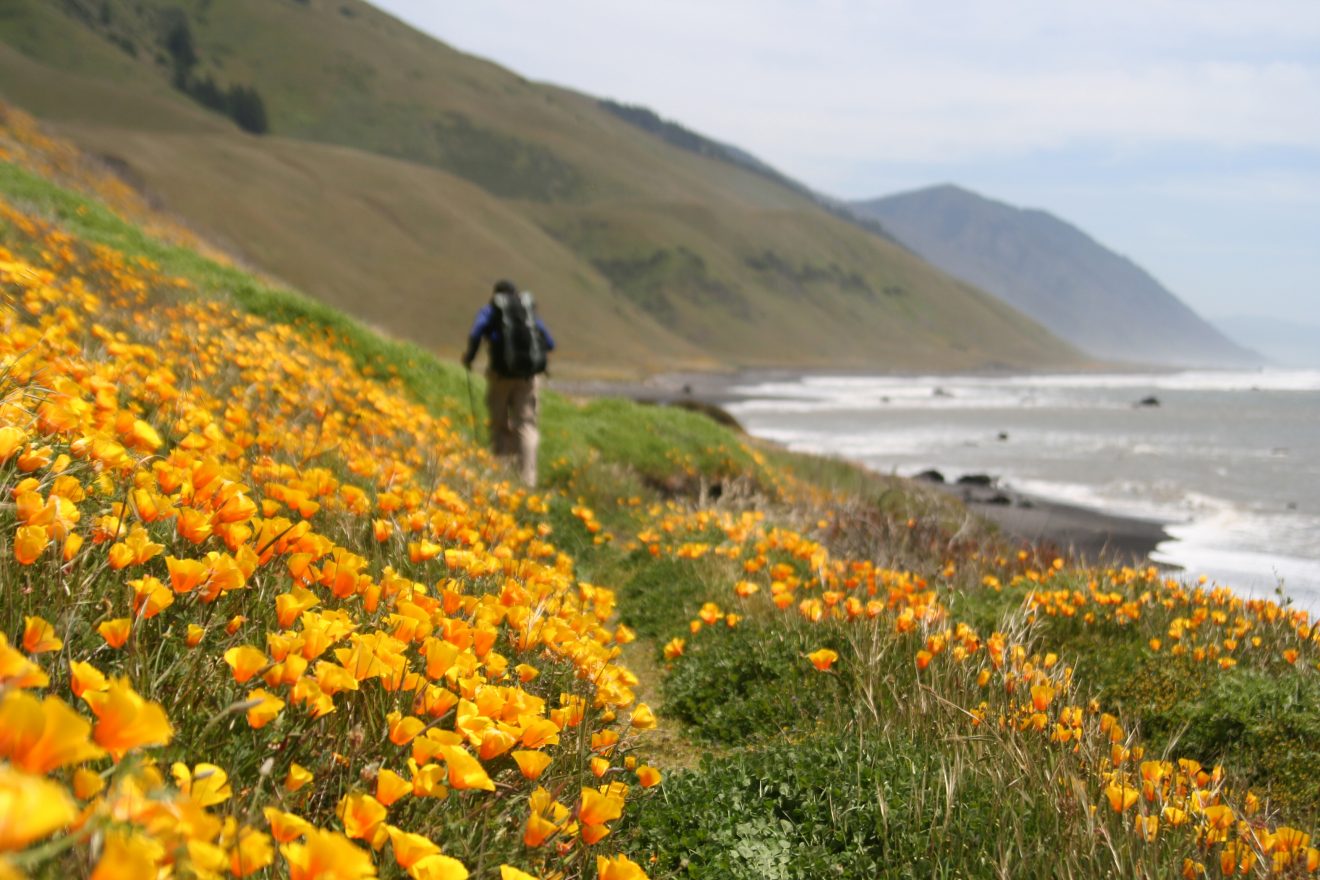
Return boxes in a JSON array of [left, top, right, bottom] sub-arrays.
[[939, 480, 1169, 565]]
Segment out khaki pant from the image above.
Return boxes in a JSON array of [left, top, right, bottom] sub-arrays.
[[486, 373, 541, 486]]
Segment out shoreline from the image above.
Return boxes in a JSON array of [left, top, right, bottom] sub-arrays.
[[927, 476, 1171, 566], [555, 372, 1173, 567]]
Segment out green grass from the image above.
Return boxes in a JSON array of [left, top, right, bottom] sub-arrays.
[[622, 733, 1047, 879], [615, 556, 734, 644], [660, 622, 852, 745], [932, 569, 1320, 817], [7, 145, 1317, 879]]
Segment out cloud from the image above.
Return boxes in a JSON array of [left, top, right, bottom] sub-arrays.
[[384, 0, 1320, 179], [1143, 169, 1320, 205]]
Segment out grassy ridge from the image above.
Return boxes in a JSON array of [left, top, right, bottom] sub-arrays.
[[0, 0, 1085, 375]]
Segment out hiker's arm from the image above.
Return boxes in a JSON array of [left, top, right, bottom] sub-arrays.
[[536, 317, 555, 352], [462, 306, 493, 368]]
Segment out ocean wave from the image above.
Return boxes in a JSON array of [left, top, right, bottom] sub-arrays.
[[728, 369, 1320, 410], [1151, 543, 1320, 613], [730, 371, 1320, 604]]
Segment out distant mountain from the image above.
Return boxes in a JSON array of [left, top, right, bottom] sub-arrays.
[[1213, 315, 1320, 368], [0, 1, 1082, 375], [853, 185, 1260, 367]]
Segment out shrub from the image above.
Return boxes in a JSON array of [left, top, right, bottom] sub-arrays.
[[661, 623, 848, 743], [1165, 670, 1320, 811]]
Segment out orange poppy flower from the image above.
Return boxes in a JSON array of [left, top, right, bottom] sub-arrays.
[[807, 649, 838, 672], [512, 750, 552, 781], [224, 646, 269, 684], [264, 807, 312, 843], [375, 769, 412, 807], [97, 618, 132, 649], [385, 825, 441, 869], [84, 677, 174, 761], [0, 690, 105, 772], [338, 792, 387, 843], [244, 689, 285, 730], [523, 812, 559, 848], [284, 763, 314, 793], [435, 745, 494, 792], [166, 555, 209, 594], [281, 828, 375, 880], [578, 788, 624, 826], [22, 616, 61, 654]]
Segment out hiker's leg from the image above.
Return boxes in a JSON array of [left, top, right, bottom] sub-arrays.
[[512, 376, 540, 486], [485, 375, 514, 458]]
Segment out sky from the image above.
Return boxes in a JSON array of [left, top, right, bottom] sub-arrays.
[[376, 0, 1320, 328]]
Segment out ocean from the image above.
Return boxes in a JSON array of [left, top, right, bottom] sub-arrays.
[[724, 370, 1320, 610]]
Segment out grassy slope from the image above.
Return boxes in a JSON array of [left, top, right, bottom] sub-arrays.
[[6, 138, 1316, 879], [0, 121, 973, 538], [0, 0, 1083, 375], [0, 156, 758, 498]]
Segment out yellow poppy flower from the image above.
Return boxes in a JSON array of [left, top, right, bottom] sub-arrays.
[[13, 524, 49, 565], [0, 690, 105, 773], [172, 762, 232, 808], [84, 677, 173, 761], [500, 867, 540, 880], [806, 649, 838, 672], [596, 854, 649, 880], [281, 828, 375, 880], [21, 616, 61, 654], [512, 750, 552, 781], [409, 853, 469, 880], [90, 831, 163, 880], [0, 765, 77, 850]]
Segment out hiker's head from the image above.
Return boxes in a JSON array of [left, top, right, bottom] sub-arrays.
[[493, 279, 517, 295]]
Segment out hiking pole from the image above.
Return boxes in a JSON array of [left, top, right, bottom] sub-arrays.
[[464, 368, 480, 444]]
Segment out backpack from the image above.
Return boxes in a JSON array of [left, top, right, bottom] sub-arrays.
[[490, 290, 547, 378]]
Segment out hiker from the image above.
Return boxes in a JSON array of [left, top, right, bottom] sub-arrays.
[[461, 279, 554, 486]]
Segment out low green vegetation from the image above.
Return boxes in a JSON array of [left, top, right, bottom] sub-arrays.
[[660, 622, 848, 746], [623, 733, 1047, 880], [4, 145, 1317, 879]]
